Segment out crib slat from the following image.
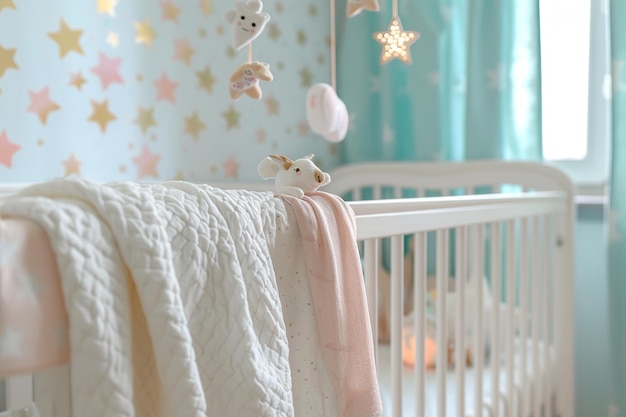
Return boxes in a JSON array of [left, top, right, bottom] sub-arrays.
[[491, 222, 502, 417], [455, 227, 467, 417], [473, 225, 485, 417], [364, 239, 379, 363], [413, 232, 427, 417], [6, 375, 32, 411], [435, 229, 447, 417], [520, 218, 529, 417], [505, 220, 516, 417], [545, 216, 555, 417], [532, 217, 542, 417], [391, 235, 404, 417], [352, 187, 362, 201]]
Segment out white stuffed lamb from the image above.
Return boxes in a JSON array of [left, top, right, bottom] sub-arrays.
[[257, 154, 331, 198]]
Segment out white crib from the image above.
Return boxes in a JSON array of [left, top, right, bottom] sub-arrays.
[[0, 160, 575, 417]]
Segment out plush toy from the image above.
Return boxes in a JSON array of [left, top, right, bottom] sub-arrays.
[[347, 0, 380, 17], [229, 61, 273, 100], [257, 154, 331, 198], [223, 0, 271, 51], [306, 83, 349, 143]]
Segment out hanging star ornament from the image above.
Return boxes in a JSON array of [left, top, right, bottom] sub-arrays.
[[373, 16, 420, 64], [347, 0, 379, 18]]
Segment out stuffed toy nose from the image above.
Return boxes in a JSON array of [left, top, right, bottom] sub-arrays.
[[315, 170, 324, 183]]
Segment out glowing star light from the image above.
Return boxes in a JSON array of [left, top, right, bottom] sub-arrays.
[[373, 16, 420, 65]]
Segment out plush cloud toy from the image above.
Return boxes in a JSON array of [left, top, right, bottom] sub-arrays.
[[306, 83, 349, 143], [257, 154, 331, 198], [224, 0, 271, 51]]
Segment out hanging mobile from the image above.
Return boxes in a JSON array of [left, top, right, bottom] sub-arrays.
[[305, 0, 350, 143], [224, 0, 274, 100], [373, 0, 420, 64]]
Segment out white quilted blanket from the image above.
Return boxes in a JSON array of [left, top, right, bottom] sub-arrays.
[[0, 178, 294, 417]]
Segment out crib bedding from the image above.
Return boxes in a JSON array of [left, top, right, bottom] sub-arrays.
[[377, 343, 553, 417], [0, 180, 383, 417], [0, 219, 70, 377], [0, 179, 295, 417]]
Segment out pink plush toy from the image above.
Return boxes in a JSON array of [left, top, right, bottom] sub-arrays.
[[257, 154, 331, 198]]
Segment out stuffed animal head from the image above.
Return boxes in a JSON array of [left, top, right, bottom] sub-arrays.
[[257, 154, 331, 198], [223, 0, 271, 51]]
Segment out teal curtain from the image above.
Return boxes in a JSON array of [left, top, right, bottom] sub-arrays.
[[609, 1, 626, 416], [336, 0, 542, 163]]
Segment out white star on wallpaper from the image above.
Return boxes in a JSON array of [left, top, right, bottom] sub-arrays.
[[487, 63, 504, 90], [369, 75, 381, 93], [348, 112, 358, 132], [382, 123, 395, 144], [612, 60, 626, 92], [0, 326, 22, 360], [609, 208, 623, 243]]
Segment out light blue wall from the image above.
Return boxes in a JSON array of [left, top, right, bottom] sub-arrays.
[[574, 204, 611, 417]]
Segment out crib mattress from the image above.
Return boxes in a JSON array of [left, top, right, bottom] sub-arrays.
[[377, 344, 553, 417], [0, 219, 70, 377]]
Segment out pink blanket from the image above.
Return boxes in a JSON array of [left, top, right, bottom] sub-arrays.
[[283, 192, 382, 417], [0, 219, 70, 378]]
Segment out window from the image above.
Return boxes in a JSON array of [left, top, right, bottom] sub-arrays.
[[539, 0, 611, 186]]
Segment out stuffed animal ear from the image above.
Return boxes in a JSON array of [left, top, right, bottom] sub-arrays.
[[303, 154, 314, 160], [269, 154, 293, 170], [257, 156, 281, 179]]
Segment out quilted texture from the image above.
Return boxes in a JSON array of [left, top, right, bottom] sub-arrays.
[[0, 178, 294, 417]]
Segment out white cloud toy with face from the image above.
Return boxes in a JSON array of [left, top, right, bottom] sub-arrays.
[[224, 0, 271, 51]]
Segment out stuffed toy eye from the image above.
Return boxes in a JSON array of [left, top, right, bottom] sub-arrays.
[[240, 15, 245, 20], [295, 168, 301, 173], [252, 22, 256, 27]]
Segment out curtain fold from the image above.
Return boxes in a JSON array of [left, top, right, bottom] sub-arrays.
[[609, 0, 626, 415], [336, 0, 542, 164]]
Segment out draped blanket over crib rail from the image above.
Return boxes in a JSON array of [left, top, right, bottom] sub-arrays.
[[0, 179, 294, 417]]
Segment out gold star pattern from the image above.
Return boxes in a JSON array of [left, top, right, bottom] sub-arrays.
[[216, 25, 224, 35], [268, 23, 281, 41], [196, 66, 216, 93], [308, 5, 317, 16], [97, 0, 117, 16], [264, 96, 279, 115], [172, 170, 184, 181], [134, 20, 157, 47], [297, 30, 306, 45], [0, 45, 18, 78], [161, 0, 180, 22], [69, 72, 86, 90], [200, 0, 212, 16], [88, 99, 116, 132], [0, 0, 15, 13], [48, 19, 84, 58], [373, 16, 420, 64], [184, 112, 206, 140], [299, 68, 313, 88], [222, 106, 240, 129], [226, 46, 236, 59], [106, 32, 120, 48], [134, 106, 157, 134], [37, 139, 44, 146], [173, 38, 195, 66]]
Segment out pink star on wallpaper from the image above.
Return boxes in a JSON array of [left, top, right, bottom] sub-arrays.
[[298, 120, 309, 137], [255, 128, 266, 144], [153, 72, 177, 103], [0, 130, 20, 168], [173, 38, 195, 66], [223, 156, 239, 179], [91, 51, 124, 90], [62, 153, 81, 176], [27, 86, 61, 124], [132, 144, 161, 179]]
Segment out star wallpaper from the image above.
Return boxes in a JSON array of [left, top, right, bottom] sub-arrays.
[[0, 0, 340, 182]]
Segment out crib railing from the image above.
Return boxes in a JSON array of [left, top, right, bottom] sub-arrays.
[[0, 190, 575, 417], [352, 191, 573, 417]]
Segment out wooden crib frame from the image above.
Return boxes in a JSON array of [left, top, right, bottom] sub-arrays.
[[1, 160, 574, 417]]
